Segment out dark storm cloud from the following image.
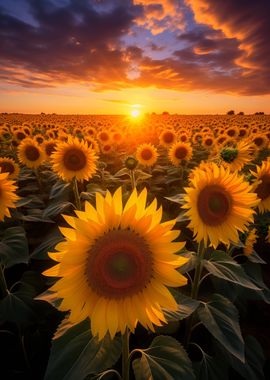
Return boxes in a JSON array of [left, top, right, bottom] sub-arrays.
[[0, 0, 142, 88], [0, 0, 269, 95], [185, 0, 270, 94]]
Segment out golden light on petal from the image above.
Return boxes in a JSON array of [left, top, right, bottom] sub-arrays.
[[183, 163, 259, 248], [43, 188, 189, 340]]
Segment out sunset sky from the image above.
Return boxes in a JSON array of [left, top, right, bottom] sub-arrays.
[[1, 0, 270, 115]]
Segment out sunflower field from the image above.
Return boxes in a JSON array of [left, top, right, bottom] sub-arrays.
[[0, 113, 270, 380]]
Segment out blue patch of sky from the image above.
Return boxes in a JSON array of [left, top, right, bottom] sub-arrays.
[[0, 0, 38, 26]]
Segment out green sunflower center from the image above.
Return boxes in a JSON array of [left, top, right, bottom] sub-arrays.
[[25, 145, 40, 161], [220, 148, 238, 163], [86, 229, 153, 298], [63, 148, 87, 171], [256, 174, 270, 200], [197, 185, 232, 226]]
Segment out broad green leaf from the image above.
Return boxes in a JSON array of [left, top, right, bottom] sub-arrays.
[[197, 294, 245, 362], [0, 291, 36, 325], [193, 347, 228, 380], [49, 180, 71, 200], [30, 229, 64, 259], [132, 335, 195, 380], [163, 291, 200, 321], [43, 201, 73, 218], [0, 226, 29, 268], [203, 250, 260, 290], [228, 336, 265, 380], [45, 319, 122, 380]]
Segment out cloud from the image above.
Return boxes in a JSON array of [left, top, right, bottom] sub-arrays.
[[0, 0, 141, 89], [133, 0, 186, 34], [185, 0, 270, 93]]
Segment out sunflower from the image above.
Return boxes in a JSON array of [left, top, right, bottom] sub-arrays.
[[17, 138, 45, 169], [251, 160, 270, 213], [51, 136, 97, 182], [168, 142, 192, 166], [219, 140, 253, 172], [183, 163, 259, 248], [0, 171, 19, 221], [244, 228, 257, 256], [136, 143, 158, 167], [43, 188, 188, 340], [226, 126, 238, 138], [159, 129, 177, 147], [202, 136, 215, 150], [43, 140, 57, 160], [0, 157, 20, 179], [250, 133, 268, 151]]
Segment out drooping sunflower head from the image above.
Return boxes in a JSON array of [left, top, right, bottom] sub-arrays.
[[17, 138, 45, 169], [251, 160, 270, 213], [183, 163, 259, 248], [43, 188, 188, 340], [0, 157, 20, 179], [136, 143, 158, 167], [51, 136, 97, 182], [0, 171, 19, 221], [168, 142, 192, 166]]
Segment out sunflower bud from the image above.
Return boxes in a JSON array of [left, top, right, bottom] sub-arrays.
[[125, 156, 138, 170]]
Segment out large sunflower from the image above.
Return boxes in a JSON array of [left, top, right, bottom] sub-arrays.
[[0, 171, 19, 221], [43, 188, 188, 340], [0, 157, 20, 179], [168, 142, 192, 166], [183, 163, 259, 248], [17, 138, 45, 169], [219, 139, 253, 172], [251, 160, 270, 213], [136, 143, 158, 167], [51, 136, 97, 182]]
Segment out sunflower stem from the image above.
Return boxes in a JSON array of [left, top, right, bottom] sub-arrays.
[[35, 168, 42, 192], [129, 170, 136, 190], [72, 177, 81, 210], [122, 327, 130, 380], [184, 241, 205, 347], [0, 264, 8, 299]]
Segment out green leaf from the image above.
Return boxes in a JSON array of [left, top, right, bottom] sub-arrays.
[[43, 201, 73, 218], [49, 180, 71, 200], [132, 335, 195, 380], [163, 291, 200, 321], [193, 346, 228, 380], [0, 227, 29, 268], [0, 291, 36, 325], [45, 319, 122, 380], [197, 294, 245, 362], [30, 229, 64, 259], [227, 336, 265, 380], [203, 250, 260, 290]]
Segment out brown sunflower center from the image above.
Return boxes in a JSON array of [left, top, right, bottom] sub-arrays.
[[0, 161, 15, 174], [175, 146, 188, 160], [253, 137, 264, 147], [25, 145, 40, 161], [197, 185, 232, 226], [86, 229, 153, 299], [239, 129, 246, 137], [45, 142, 56, 156], [227, 129, 236, 137], [141, 148, 153, 160], [16, 132, 26, 140], [256, 175, 270, 200], [163, 132, 174, 143], [63, 148, 87, 171], [205, 138, 213, 146]]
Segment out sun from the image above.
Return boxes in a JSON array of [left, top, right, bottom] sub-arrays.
[[131, 109, 140, 118]]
